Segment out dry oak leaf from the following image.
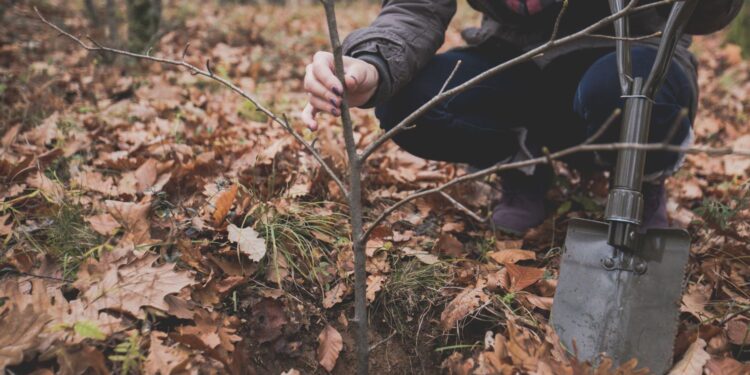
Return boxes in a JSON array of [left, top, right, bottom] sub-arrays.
[[82, 254, 194, 318], [488, 249, 536, 265], [725, 318, 750, 345], [435, 234, 464, 258], [85, 213, 120, 236], [27, 172, 65, 204], [317, 324, 343, 373], [175, 309, 241, 352], [401, 247, 439, 265], [227, 224, 267, 262], [145, 331, 191, 375], [0, 214, 12, 236], [681, 283, 712, 320], [0, 304, 50, 372], [366, 275, 385, 302], [523, 294, 554, 311], [55, 344, 109, 375], [212, 184, 238, 225], [323, 282, 349, 309], [505, 264, 546, 292], [106, 198, 152, 244], [668, 338, 710, 375], [440, 280, 490, 330]]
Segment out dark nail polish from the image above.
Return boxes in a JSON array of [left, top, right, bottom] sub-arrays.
[[330, 98, 339, 107], [332, 87, 341, 96], [332, 108, 340, 116]]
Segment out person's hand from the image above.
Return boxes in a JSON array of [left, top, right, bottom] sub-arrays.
[[301, 51, 379, 130]]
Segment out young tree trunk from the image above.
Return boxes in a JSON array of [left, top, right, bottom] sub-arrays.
[[727, 4, 749, 57], [126, 0, 162, 52]]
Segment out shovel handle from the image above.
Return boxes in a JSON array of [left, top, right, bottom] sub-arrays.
[[605, 0, 700, 250]]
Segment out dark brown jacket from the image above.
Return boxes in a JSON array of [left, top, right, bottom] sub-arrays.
[[343, 0, 743, 107]]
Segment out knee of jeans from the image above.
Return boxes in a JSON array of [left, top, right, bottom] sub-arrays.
[[574, 73, 623, 123], [374, 101, 399, 132]]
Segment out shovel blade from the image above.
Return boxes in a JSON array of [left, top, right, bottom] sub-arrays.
[[552, 219, 690, 374]]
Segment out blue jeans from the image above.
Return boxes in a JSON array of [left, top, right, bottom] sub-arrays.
[[375, 44, 696, 176]]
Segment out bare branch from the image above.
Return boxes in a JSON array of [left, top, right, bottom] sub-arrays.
[[438, 60, 462, 95], [358, 0, 674, 162], [35, 7, 348, 195], [439, 192, 488, 223], [587, 31, 663, 41], [363, 141, 750, 241]]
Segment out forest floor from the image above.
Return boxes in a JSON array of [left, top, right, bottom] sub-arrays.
[[1, 1, 749, 374]]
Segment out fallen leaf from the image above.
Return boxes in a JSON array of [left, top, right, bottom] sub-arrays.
[[725, 318, 750, 345], [668, 338, 710, 375], [435, 234, 463, 257], [505, 264, 545, 292], [0, 304, 49, 372], [212, 184, 238, 225], [441, 280, 489, 330], [174, 309, 241, 352], [106, 198, 152, 244], [85, 213, 120, 236], [0, 214, 12, 236], [366, 275, 385, 302], [82, 254, 194, 317], [401, 247, 439, 265], [134, 159, 159, 192], [681, 283, 712, 319], [145, 331, 191, 375], [27, 172, 65, 204], [227, 224, 267, 262], [317, 325, 343, 373], [55, 344, 109, 375], [488, 249, 536, 265], [323, 282, 348, 309], [523, 294, 553, 311]]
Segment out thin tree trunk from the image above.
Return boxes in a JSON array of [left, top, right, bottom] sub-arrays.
[[321, 1, 368, 374]]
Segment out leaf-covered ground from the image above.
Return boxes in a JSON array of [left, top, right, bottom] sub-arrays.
[[1, 1, 749, 374]]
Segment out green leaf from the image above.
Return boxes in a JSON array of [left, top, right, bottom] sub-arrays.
[[74, 320, 106, 340]]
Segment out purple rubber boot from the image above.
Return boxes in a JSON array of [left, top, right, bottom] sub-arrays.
[[491, 167, 551, 235], [640, 181, 670, 231]]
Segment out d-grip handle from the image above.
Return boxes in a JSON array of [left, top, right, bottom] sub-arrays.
[[605, 0, 700, 250]]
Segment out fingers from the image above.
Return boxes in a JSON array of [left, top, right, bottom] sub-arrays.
[[300, 103, 319, 131], [312, 51, 344, 95], [305, 64, 341, 108]]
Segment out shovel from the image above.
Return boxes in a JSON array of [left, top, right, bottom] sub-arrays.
[[551, 1, 699, 373]]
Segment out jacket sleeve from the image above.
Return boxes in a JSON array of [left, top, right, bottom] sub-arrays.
[[342, 0, 457, 108], [657, 0, 744, 35]]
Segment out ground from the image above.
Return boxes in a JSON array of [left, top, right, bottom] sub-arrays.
[[1, 1, 749, 374]]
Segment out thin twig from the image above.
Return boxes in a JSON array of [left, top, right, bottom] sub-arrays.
[[438, 60, 463, 95], [35, 7, 348, 195], [358, 0, 672, 162], [588, 31, 663, 41], [439, 192, 488, 223]]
